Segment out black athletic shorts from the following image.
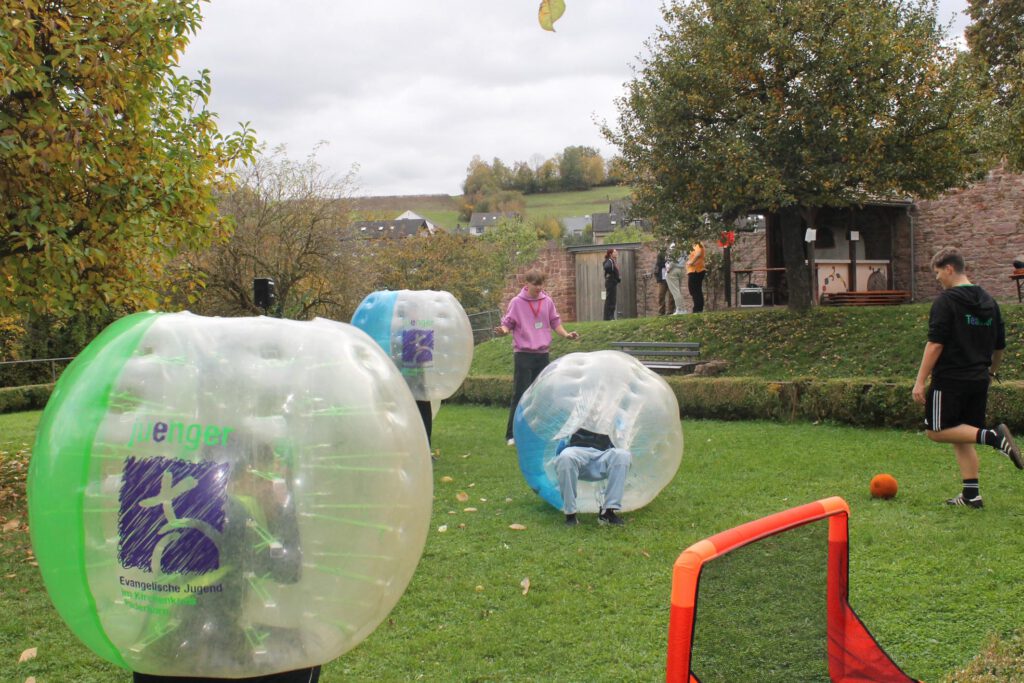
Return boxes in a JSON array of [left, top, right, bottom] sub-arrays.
[[924, 386, 987, 431]]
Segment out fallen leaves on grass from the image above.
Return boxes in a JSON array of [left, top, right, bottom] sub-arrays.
[[18, 647, 37, 663], [455, 492, 469, 503], [440, 476, 454, 483], [3, 519, 20, 532], [520, 577, 530, 595], [437, 525, 448, 533], [508, 523, 527, 531]]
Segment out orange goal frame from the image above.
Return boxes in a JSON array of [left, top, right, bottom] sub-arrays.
[[666, 496, 919, 682]]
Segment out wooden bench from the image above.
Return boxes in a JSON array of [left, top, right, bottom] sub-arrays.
[[822, 290, 911, 306], [610, 341, 703, 374], [1010, 269, 1024, 303]]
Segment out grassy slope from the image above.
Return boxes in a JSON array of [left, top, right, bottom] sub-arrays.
[[471, 304, 1024, 381], [351, 187, 635, 231], [522, 185, 634, 219], [6, 407, 1024, 681]]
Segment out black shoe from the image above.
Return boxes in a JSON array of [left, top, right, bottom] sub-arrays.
[[945, 493, 984, 509], [598, 509, 625, 526], [995, 424, 1023, 469], [565, 513, 579, 527]]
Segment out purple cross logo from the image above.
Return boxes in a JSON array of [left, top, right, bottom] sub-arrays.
[[118, 456, 229, 574], [401, 328, 434, 366]]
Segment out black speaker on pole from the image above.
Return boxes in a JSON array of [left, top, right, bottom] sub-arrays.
[[253, 277, 276, 313]]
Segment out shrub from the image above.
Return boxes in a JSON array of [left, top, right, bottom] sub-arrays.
[[0, 384, 53, 414], [449, 375, 1023, 433]]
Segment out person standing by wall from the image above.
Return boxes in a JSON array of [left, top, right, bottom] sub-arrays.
[[687, 241, 706, 313], [602, 248, 621, 321], [911, 247, 1021, 508], [655, 248, 674, 315], [494, 269, 580, 446], [665, 243, 687, 314]]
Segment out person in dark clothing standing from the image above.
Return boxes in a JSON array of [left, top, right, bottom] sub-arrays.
[[686, 241, 706, 313], [655, 249, 674, 315], [912, 247, 1022, 509], [603, 248, 621, 321]]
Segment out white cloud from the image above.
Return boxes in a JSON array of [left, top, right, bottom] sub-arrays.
[[179, 0, 970, 196]]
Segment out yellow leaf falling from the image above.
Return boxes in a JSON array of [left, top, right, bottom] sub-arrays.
[[538, 0, 566, 32]]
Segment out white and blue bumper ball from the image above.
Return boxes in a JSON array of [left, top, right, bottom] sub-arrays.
[[513, 350, 683, 513], [351, 290, 473, 401]]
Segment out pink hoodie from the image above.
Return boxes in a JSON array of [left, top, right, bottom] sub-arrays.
[[501, 287, 562, 353]]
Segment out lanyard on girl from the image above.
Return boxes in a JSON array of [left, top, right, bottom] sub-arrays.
[[528, 298, 544, 329]]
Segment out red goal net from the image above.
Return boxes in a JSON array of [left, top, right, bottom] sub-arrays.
[[666, 497, 918, 682]]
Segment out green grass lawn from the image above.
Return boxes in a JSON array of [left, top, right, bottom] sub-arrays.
[[470, 305, 1024, 381], [4, 406, 1024, 681]]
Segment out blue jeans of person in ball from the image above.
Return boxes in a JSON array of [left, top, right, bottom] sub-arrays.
[[554, 446, 632, 514]]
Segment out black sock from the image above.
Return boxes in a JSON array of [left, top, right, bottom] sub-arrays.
[[978, 428, 1000, 448], [962, 479, 980, 501]]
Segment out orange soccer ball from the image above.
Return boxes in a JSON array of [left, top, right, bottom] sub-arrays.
[[869, 473, 898, 499]]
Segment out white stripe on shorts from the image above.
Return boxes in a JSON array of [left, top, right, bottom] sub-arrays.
[[932, 389, 942, 431]]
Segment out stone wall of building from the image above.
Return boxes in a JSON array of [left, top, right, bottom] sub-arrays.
[[499, 244, 576, 321], [914, 166, 1024, 302]]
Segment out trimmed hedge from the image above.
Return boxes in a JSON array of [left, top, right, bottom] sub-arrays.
[[9, 375, 1023, 432], [449, 376, 1024, 432], [0, 383, 53, 414]]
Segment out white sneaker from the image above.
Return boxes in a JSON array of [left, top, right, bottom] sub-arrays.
[[507, 438, 515, 446]]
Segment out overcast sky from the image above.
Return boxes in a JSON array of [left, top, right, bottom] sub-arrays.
[[178, 1, 972, 198]]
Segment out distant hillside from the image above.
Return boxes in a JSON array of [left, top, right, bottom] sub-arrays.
[[351, 194, 461, 231], [352, 194, 458, 212], [350, 187, 636, 231], [524, 186, 634, 219]]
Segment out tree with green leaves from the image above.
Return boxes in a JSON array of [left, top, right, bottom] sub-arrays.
[[606, 0, 988, 311], [558, 145, 604, 191], [967, 0, 1024, 169], [0, 0, 255, 319], [480, 216, 543, 277]]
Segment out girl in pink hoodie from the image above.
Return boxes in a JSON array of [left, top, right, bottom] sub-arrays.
[[494, 269, 579, 444]]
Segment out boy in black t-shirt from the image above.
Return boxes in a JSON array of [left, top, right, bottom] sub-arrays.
[[912, 248, 1022, 508]]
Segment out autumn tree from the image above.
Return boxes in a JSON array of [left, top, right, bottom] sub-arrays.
[[606, 0, 988, 311], [193, 145, 363, 320], [372, 232, 505, 313], [967, 0, 1024, 168], [0, 0, 255, 318]]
